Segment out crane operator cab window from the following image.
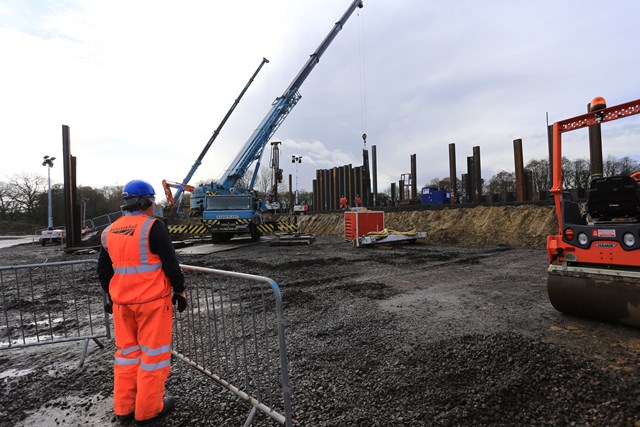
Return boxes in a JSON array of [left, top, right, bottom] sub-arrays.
[[205, 195, 252, 211]]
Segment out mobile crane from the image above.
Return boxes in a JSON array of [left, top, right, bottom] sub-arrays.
[[546, 98, 640, 327], [190, 0, 364, 243]]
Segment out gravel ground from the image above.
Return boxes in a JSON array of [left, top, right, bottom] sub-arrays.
[[1, 237, 640, 426]]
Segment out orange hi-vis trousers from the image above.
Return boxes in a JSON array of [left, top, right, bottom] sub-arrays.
[[112, 294, 173, 421]]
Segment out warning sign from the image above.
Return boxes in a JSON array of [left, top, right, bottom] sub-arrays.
[[592, 229, 616, 238]]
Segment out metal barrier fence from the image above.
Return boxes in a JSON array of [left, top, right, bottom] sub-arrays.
[[0, 260, 110, 367], [87, 211, 123, 229], [175, 265, 293, 426]]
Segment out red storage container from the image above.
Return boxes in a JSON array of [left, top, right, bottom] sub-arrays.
[[344, 210, 384, 241]]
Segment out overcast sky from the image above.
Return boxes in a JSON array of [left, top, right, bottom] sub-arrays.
[[1, 0, 639, 203]]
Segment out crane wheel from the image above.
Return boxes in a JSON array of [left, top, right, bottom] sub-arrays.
[[250, 225, 262, 242]]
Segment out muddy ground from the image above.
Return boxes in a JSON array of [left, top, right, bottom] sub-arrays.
[[1, 231, 640, 427]]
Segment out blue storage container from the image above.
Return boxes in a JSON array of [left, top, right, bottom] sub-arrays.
[[421, 187, 451, 205]]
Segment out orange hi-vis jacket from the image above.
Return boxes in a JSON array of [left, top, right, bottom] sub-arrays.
[[101, 214, 171, 304], [101, 213, 175, 420]]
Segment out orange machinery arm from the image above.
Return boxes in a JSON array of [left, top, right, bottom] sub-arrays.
[[162, 180, 195, 208]]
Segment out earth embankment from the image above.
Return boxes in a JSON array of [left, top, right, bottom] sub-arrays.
[[298, 204, 558, 247]]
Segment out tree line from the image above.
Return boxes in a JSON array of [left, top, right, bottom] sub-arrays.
[[1, 155, 638, 225], [427, 155, 640, 198], [0, 174, 124, 226]]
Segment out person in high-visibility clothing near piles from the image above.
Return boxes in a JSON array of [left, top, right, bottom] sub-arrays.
[[97, 179, 186, 426], [339, 195, 348, 210], [354, 194, 362, 207]]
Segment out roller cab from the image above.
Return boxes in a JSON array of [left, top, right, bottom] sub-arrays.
[[546, 99, 640, 326]]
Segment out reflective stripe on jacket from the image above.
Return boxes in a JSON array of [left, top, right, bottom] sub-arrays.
[[101, 213, 171, 304]]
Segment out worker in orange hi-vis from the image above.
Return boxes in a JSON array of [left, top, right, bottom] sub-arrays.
[[97, 179, 186, 426], [354, 194, 362, 207], [340, 195, 348, 210]]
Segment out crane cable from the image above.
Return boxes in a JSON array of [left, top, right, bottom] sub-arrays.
[[356, 7, 367, 149]]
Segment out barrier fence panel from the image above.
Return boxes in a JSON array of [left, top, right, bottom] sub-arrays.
[[89, 211, 123, 229], [0, 260, 110, 367], [175, 265, 293, 427]]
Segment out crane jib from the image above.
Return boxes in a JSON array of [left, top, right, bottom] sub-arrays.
[[170, 56, 269, 209], [286, 0, 364, 95], [216, 0, 364, 191]]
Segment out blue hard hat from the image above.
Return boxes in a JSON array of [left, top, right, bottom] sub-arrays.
[[122, 180, 155, 200]]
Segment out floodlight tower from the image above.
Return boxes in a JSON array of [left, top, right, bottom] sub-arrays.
[[42, 155, 56, 229]]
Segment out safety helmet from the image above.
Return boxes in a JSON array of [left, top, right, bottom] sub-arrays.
[[121, 180, 156, 211], [122, 180, 155, 199]]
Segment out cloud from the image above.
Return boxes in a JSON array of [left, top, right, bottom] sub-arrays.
[[1, 0, 639, 204]]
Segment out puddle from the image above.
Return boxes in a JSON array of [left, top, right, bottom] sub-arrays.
[[13, 394, 113, 427], [0, 367, 33, 379]]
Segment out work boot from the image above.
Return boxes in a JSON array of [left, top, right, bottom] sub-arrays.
[[115, 411, 134, 422], [135, 396, 174, 426]]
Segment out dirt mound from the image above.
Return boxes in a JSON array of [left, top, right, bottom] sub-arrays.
[[298, 205, 558, 247]]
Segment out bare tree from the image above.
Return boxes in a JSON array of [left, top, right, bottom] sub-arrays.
[[253, 165, 271, 196], [604, 155, 622, 177], [568, 158, 590, 190], [486, 171, 516, 194], [428, 178, 443, 189], [9, 173, 47, 221], [525, 158, 550, 193], [618, 156, 640, 176], [0, 181, 16, 219], [428, 177, 460, 194], [93, 185, 125, 214]]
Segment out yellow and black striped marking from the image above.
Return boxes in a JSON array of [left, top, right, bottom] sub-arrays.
[[167, 224, 208, 235], [276, 222, 298, 232], [257, 223, 275, 233]]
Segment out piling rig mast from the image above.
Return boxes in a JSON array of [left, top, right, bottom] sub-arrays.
[[267, 141, 283, 211]]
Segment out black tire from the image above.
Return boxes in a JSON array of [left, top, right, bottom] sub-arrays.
[[250, 225, 262, 242], [211, 234, 233, 244]]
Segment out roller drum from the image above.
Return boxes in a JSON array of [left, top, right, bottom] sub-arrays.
[[547, 265, 640, 327]]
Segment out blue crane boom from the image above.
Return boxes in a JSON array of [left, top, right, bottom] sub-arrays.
[[200, 0, 364, 195], [167, 57, 269, 210], [192, 0, 363, 243]]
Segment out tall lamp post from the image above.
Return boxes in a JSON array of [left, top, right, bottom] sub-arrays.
[[42, 155, 56, 229], [81, 198, 89, 227], [292, 155, 302, 205]]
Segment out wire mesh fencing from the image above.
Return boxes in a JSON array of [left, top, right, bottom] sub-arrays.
[[174, 265, 292, 426], [0, 259, 110, 367]]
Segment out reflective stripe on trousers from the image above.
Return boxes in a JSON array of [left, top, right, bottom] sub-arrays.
[[112, 295, 173, 421]]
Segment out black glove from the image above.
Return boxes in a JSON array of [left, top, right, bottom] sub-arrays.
[[104, 294, 113, 314], [172, 292, 187, 313]]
